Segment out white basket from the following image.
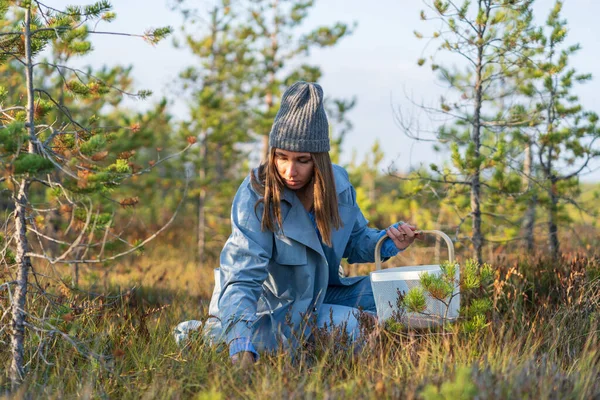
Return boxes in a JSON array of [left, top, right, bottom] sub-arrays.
[[370, 230, 459, 328]]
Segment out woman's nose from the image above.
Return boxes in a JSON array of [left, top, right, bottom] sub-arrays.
[[287, 163, 298, 177]]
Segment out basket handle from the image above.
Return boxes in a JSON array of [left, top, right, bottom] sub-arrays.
[[374, 229, 455, 270]]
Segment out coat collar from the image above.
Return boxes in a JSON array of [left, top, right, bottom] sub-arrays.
[[279, 194, 325, 257]]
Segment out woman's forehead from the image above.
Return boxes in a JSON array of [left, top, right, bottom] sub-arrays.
[[274, 149, 312, 158]]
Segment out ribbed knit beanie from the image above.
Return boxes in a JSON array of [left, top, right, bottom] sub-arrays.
[[269, 81, 330, 153]]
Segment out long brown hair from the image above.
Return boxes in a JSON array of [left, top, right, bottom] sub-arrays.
[[251, 148, 342, 246]]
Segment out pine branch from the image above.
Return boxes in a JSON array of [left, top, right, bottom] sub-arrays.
[[558, 137, 600, 181], [42, 127, 61, 147], [480, 118, 533, 128], [29, 177, 52, 188], [27, 27, 171, 45], [36, 142, 80, 180], [480, 211, 521, 227], [36, 62, 146, 98], [32, 89, 98, 177], [0, 31, 23, 37], [35, 0, 112, 17], [446, 0, 479, 33], [90, 28, 172, 43], [558, 194, 597, 217], [392, 173, 471, 186], [34, 88, 88, 134]]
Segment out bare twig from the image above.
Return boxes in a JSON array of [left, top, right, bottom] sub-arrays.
[[52, 200, 93, 263], [27, 177, 189, 264]]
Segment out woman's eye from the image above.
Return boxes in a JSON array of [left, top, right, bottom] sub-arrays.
[[299, 159, 311, 164]]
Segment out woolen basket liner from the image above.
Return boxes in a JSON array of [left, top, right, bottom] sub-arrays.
[[369, 230, 459, 328]]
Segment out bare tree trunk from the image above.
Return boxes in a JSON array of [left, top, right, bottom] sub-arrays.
[[72, 262, 79, 287], [522, 139, 536, 253], [262, 127, 270, 163], [46, 64, 67, 258], [197, 190, 206, 268], [541, 36, 559, 260], [10, 6, 35, 389], [471, 41, 484, 265], [548, 176, 560, 259], [367, 174, 375, 204], [523, 194, 537, 253], [195, 7, 217, 267], [215, 142, 224, 178], [103, 267, 109, 291], [10, 180, 32, 389], [434, 214, 442, 265], [261, 0, 279, 162], [262, 73, 275, 162], [197, 133, 208, 268], [470, 148, 483, 265]]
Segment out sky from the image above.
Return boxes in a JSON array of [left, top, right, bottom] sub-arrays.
[[45, 0, 600, 181]]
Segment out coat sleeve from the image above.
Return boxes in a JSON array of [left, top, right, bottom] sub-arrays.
[[217, 179, 273, 344], [341, 184, 387, 264]]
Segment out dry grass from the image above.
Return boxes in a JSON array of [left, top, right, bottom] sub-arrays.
[[1, 246, 599, 399]]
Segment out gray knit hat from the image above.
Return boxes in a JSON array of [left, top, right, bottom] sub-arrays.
[[269, 81, 330, 153]]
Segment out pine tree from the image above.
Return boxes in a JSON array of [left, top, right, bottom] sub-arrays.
[[171, 0, 255, 266], [0, 1, 174, 388], [168, 0, 357, 264], [243, 0, 355, 160], [405, 0, 535, 263], [524, 1, 599, 258]]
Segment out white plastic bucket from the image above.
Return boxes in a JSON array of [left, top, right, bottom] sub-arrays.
[[370, 230, 459, 328]]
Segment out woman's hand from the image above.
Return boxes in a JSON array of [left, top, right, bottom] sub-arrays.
[[231, 351, 256, 367], [386, 223, 421, 251]]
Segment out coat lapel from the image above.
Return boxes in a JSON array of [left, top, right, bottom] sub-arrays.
[[331, 203, 356, 260], [280, 190, 325, 259]]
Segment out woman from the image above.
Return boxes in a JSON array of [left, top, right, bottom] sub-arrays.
[[175, 81, 419, 365]]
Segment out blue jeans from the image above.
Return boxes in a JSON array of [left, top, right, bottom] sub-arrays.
[[173, 276, 377, 349], [316, 276, 376, 340]]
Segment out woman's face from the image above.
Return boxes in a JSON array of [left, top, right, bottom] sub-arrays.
[[274, 149, 314, 190]]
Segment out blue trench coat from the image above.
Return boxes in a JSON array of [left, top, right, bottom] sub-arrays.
[[205, 164, 385, 351]]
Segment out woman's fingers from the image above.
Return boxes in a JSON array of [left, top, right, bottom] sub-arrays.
[[405, 224, 424, 240], [386, 223, 422, 250], [386, 226, 400, 242], [403, 224, 424, 239], [387, 224, 418, 250], [399, 224, 415, 239]]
